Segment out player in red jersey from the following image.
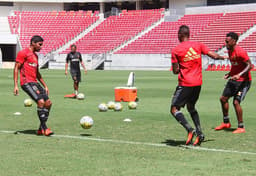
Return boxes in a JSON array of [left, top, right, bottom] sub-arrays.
[[13, 35, 53, 136], [215, 32, 252, 134], [171, 25, 226, 145]]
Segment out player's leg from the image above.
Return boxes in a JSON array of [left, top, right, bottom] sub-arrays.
[[232, 99, 244, 132], [215, 80, 233, 130], [37, 84, 53, 136], [170, 86, 195, 145], [187, 86, 204, 146], [73, 79, 79, 95], [232, 82, 251, 134], [21, 83, 46, 134], [72, 72, 80, 96]]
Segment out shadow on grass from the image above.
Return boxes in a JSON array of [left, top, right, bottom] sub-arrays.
[[162, 139, 186, 146], [224, 128, 236, 132], [162, 138, 215, 146], [80, 134, 92, 137], [14, 129, 37, 135], [211, 127, 236, 132]]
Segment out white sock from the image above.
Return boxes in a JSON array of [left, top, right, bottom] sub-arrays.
[[75, 90, 78, 95]]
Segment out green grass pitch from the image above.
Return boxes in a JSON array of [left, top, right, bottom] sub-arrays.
[[0, 69, 255, 176]]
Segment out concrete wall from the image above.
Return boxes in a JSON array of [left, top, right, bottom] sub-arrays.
[[105, 54, 171, 70], [13, 2, 64, 11], [0, 6, 14, 16], [186, 3, 256, 14], [169, 0, 206, 15]]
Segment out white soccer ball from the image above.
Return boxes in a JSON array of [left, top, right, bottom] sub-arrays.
[[107, 101, 116, 109], [128, 101, 137, 109], [98, 103, 108, 112], [77, 93, 85, 100], [24, 98, 32, 107], [80, 116, 93, 129], [114, 102, 123, 111]]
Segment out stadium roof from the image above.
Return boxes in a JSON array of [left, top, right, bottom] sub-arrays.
[[0, 0, 137, 2]]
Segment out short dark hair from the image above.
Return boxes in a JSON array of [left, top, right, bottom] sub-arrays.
[[226, 32, 239, 41], [30, 35, 44, 44], [71, 44, 77, 49], [178, 25, 190, 38]]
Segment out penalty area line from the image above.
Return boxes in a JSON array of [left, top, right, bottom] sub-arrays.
[[0, 130, 256, 156]]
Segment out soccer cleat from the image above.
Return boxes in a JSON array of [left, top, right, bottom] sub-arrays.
[[44, 128, 54, 136], [232, 128, 245, 134], [185, 130, 195, 145], [193, 134, 205, 146], [37, 129, 44, 135], [214, 122, 231, 130]]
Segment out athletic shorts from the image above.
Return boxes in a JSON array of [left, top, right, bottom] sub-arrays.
[[171, 86, 201, 108], [222, 80, 251, 102], [71, 71, 81, 82], [21, 82, 49, 102]]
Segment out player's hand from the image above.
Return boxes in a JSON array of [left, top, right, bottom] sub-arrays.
[[14, 86, 19, 96], [84, 70, 87, 75], [231, 74, 240, 80], [65, 71, 68, 75], [222, 56, 229, 60], [45, 86, 49, 95], [223, 74, 230, 80]]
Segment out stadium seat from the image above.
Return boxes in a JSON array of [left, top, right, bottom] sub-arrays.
[[8, 10, 99, 55], [62, 9, 164, 54]]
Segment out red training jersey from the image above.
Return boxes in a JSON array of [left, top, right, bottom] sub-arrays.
[[16, 48, 38, 86], [228, 45, 252, 82], [171, 41, 210, 87]]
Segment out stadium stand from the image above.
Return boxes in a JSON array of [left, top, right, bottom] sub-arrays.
[[8, 10, 99, 55], [237, 31, 256, 53], [192, 11, 256, 51], [62, 9, 164, 54], [116, 11, 256, 54], [116, 13, 223, 54]]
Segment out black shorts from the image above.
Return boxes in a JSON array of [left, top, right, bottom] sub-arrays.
[[171, 86, 201, 108], [71, 72, 81, 82], [21, 82, 49, 102], [222, 80, 251, 102]]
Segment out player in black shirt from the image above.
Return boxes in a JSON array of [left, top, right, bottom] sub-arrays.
[[65, 45, 87, 96]]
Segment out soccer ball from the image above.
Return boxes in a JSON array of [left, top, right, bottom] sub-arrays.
[[77, 93, 85, 100], [80, 116, 93, 129], [98, 103, 108, 112], [107, 101, 116, 109], [128, 101, 137, 109], [114, 103, 123, 111], [24, 98, 32, 107]]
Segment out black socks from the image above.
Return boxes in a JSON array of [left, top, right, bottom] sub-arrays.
[[173, 111, 194, 133], [37, 108, 49, 130], [189, 109, 202, 135]]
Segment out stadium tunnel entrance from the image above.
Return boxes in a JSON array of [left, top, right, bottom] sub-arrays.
[[64, 0, 168, 13], [0, 44, 16, 62]]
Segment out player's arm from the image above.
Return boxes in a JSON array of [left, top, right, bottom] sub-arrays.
[[207, 51, 227, 60], [171, 50, 179, 74], [172, 63, 179, 74], [37, 69, 49, 95], [79, 53, 87, 74], [65, 54, 69, 75], [13, 62, 22, 96], [231, 59, 252, 80]]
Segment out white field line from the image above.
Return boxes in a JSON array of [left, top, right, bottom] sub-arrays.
[[1, 130, 256, 155]]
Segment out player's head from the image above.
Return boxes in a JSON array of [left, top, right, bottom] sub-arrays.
[[225, 32, 238, 50], [71, 45, 77, 53], [30, 35, 43, 52], [178, 25, 190, 42]]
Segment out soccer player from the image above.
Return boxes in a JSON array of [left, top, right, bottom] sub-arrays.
[[215, 32, 252, 134], [13, 35, 53, 136], [171, 25, 226, 146], [65, 45, 87, 97]]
